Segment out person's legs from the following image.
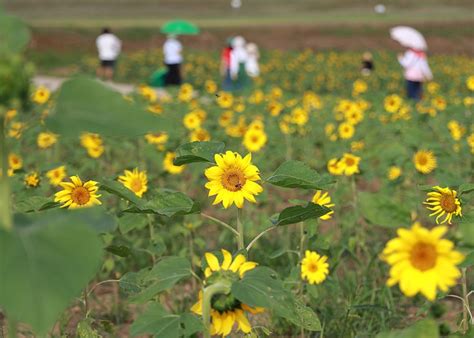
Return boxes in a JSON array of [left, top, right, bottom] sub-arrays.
[[165, 64, 182, 86]]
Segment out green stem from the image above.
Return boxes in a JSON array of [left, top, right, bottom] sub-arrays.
[[7, 318, 16, 338], [236, 208, 244, 250], [462, 268, 470, 334], [202, 281, 232, 338], [246, 226, 277, 252], [147, 215, 156, 264], [0, 117, 12, 231], [201, 213, 239, 237]]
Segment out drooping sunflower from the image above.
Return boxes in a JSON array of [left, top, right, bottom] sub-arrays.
[[46, 165, 67, 186], [340, 153, 360, 176], [205, 151, 263, 209], [54, 175, 101, 209], [301, 250, 329, 285], [311, 191, 335, 220], [37, 132, 58, 149], [118, 168, 148, 197], [163, 152, 185, 175], [242, 129, 267, 153], [382, 223, 464, 301], [191, 249, 263, 336], [424, 186, 462, 224], [24, 172, 40, 188], [413, 150, 437, 174]]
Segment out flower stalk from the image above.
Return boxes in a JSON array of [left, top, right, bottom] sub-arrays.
[[236, 208, 244, 250], [0, 116, 12, 231], [202, 280, 232, 338]]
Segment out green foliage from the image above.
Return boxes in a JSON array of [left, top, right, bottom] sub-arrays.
[[118, 213, 148, 234], [266, 160, 334, 190], [14, 195, 59, 213], [174, 141, 225, 165], [359, 192, 411, 228], [274, 203, 331, 226], [375, 319, 439, 338], [0, 210, 103, 334], [459, 210, 474, 246], [0, 13, 30, 55]]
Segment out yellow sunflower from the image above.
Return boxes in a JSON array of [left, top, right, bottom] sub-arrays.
[[301, 250, 329, 285], [179, 83, 194, 102], [54, 175, 102, 209], [190, 128, 211, 142], [80, 133, 105, 159], [138, 85, 157, 102], [163, 152, 185, 175], [191, 249, 263, 336], [118, 168, 148, 198], [219, 111, 234, 127], [24, 172, 40, 188], [205, 80, 217, 94], [145, 132, 168, 146], [183, 112, 202, 130], [413, 150, 437, 174], [387, 166, 402, 181], [424, 186, 462, 224], [382, 223, 464, 301], [242, 129, 267, 153], [311, 191, 335, 220], [37, 132, 58, 149], [384, 94, 402, 113], [340, 153, 361, 176], [8, 153, 22, 171], [205, 151, 263, 209], [147, 104, 163, 115], [217, 92, 233, 108], [466, 75, 474, 91], [338, 122, 355, 139], [327, 158, 344, 176], [46, 165, 67, 186], [32, 86, 51, 105]]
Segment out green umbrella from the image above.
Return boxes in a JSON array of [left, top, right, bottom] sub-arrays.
[[160, 20, 199, 35]]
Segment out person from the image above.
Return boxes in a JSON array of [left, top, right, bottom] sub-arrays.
[[361, 52, 374, 76], [230, 36, 248, 90], [96, 27, 121, 81], [398, 48, 433, 100], [220, 38, 233, 91], [245, 42, 260, 78], [163, 34, 183, 86]]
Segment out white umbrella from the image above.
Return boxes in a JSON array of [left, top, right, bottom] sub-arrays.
[[390, 26, 427, 51]]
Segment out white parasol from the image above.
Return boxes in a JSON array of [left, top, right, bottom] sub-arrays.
[[390, 26, 427, 51]]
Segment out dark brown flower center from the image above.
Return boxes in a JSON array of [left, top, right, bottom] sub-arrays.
[[345, 157, 355, 166], [71, 186, 91, 205], [417, 154, 428, 166], [222, 169, 246, 192], [410, 243, 437, 271], [440, 193, 457, 213]]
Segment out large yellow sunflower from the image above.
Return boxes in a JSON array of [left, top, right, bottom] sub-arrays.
[[424, 186, 462, 224], [191, 249, 263, 336], [382, 223, 464, 301], [301, 250, 329, 285], [54, 175, 102, 209], [204, 151, 263, 209], [311, 191, 335, 220], [118, 168, 148, 198], [413, 150, 437, 174]]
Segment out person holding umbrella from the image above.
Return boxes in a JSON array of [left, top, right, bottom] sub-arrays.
[[160, 20, 199, 86], [391, 26, 433, 101]]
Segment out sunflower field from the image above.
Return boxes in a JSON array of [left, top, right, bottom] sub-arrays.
[[1, 10, 474, 338]]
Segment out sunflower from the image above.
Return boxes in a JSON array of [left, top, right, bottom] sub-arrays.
[[37, 132, 58, 149], [46, 166, 67, 186], [145, 132, 168, 146], [54, 175, 101, 209], [350, 141, 364, 152], [243, 129, 267, 153], [32, 86, 50, 105], [217, 92, 233, 108], [413, 150, 437, 174], [219, 111, 234, 127], [205, 151, 263, 209], [8, 122, 24, 139], [24, 172, 40, 188], [163, 152, 185, 175], [80, 133, 105, 159], [301, 250, 329, 285], [5, 109, 17, 123], [8, 153, 22, 171], [290, 107, 308, 126], [338, 122, 355, 139], [190, 128, 211, 142], [268, 101, 283, 116], [118, 168, 148, 197], [340, 153, 360, 176], [205, 80, 217, 94], [311, 191, 335, 220], [384, 94, 402, 113], [382, 223, 464, 301], [179, 83, 194, 102], [183, 112, 202, 130], [387, 166, 402, 181], [191, 249, 263, 336], [424, 186, 462, 224], [327, 158, 344, 176], [467, 75, 474, 91], [138, 85, 157, 102], [147, 104, 163, 115]]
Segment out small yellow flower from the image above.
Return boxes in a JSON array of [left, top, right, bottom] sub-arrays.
[[37, 132, 58, 149], [311, 191, 335, 220], [54, 175, 102, 209], [190, 128, 211, 142], [32, 86, 51, 105], [8, 153, 22, 171], [118, 168, 148, 197], [183, 112, 201, 130], [338, 122, 355, 139], [424, 186, 462, 224], [340, 153, 360, 176], [387, 166, 402, 181], [24, 172, 40, 188], [163, 152, 185, 175], [301, 250, 329, 285], [46, 166, 67, 186], [243, 129, 267, 153], [413, 150, 437, 174]]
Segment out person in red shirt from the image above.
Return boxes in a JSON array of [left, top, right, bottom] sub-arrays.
[[220, 38, 233, 91]]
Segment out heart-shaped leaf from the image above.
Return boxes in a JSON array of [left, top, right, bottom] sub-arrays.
[[174, 141, 225, 166], [266, 160, 335, 190]]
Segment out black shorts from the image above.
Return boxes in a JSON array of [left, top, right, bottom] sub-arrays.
[[100, 60, 116, 68]]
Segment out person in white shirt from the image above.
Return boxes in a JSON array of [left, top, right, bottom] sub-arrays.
[[163, 35, 183, 86], [245, 42, 260, 78], [398, 48, 433, 100], [230, 36, 248, 90], [96, 27, 121, 81]]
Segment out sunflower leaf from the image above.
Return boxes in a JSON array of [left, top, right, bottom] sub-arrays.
[[266, 160, 335, 190], [375, 319, 439, 338], [100, 179, 145, 207], [0, 13, 30, 55], [458, 183, 474, 196], [459, 211, 474, 246], [274, 203, 331, 226], [359, 192, 411, 228], [173, 141, 225, 165]]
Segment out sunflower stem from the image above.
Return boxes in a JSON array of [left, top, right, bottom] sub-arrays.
[[246, 226, 277, 252], [0, 116, 12, 231], [461, 268, 470, 333], [201, 213, 239, 236], [236, 208, 244, 250], [202, 281, 232, 338]]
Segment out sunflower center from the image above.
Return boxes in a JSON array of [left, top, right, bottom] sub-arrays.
[[71, 186, 91, 205], [251, 136, 259, 143], [417, 154, 428, 166], [222, 169, 246, 192], [307, 262, 318, 273], [130, 178, 143, 192], [410, 242, 437, 271], [440, 193, 457, 213], [345, 157, 355, 166]]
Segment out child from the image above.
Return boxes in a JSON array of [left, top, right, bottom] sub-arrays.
[[245, 42, 260, 78], [96, 27, 121, 81], [398, 48, 433, 100]]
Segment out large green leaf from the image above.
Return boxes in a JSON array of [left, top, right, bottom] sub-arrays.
[[376, 319, 438, 338], [118, 213, 148, 234], [100, 179, 145, 207], [232, 267, 321, 331], [130, 303, 203, 337], [459, 183, 474, 196], [274, 203, 331, 226], [46, 76, 174, 137], [0, 13, 30, 55], [130, 256, 192, 303], [126, 189, 199, 217], [266, 160, 334, 190], [14, 196, 59, 213], [0, 210, 103, 334], [459, 210, 474, 246], [173, 141, 225, 165], [359, 192, 411, 228]]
